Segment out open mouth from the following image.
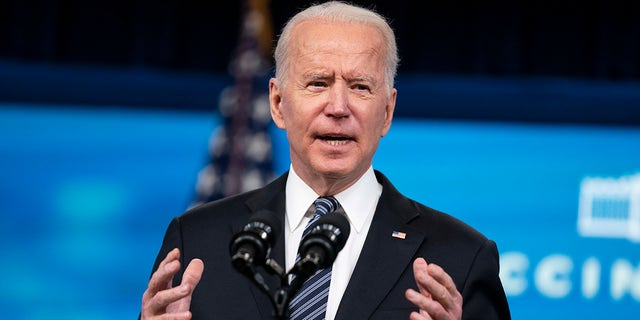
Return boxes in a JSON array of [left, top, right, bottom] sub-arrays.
[[318, 135, 353, 146]]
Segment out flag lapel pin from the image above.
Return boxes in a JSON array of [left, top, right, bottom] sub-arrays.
[[392, 230, 406, 239]]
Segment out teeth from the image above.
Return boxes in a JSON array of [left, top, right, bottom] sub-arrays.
[[327, 140, 348, 146]]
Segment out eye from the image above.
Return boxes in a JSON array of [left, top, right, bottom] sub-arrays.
[[352, 83, 371, 92], [309, 81, 327, 88]]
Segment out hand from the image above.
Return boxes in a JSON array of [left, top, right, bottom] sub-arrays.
[[405, 258, 463, 320], [141, 248, 204, 320]]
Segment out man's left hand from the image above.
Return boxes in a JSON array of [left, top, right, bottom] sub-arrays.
[[405, 258, 463, 320]]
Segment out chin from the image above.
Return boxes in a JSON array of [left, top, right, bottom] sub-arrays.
[[314, 162, 358, 179]]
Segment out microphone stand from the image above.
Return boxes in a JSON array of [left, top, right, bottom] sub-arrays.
[[265, 258, 291, 320], [266, 258, 319, 319], [237, 256, 319, 319]]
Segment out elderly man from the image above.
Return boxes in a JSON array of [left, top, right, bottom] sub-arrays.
[[140, 2, 510, 319]]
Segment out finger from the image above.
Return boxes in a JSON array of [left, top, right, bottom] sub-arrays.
[[427, 263, 462, 310], [159, 248, 181, 270], [155, 311, 192, 320], [409, 310, 432, 320], [150, 283, 194, 314], [411, 262, 451, 318], [154, 248, 181, 283], [142, 311, 193, 320], [147, 250, 182, 295], [142, 250, 182, 315], [417, 264, 448, 304], [412, 258, 432, 298], [405, 288, 441, 318], [167, 259, 205, 313]]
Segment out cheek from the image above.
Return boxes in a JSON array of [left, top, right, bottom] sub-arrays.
[[278, 101, 297, 129], [283, 111, 303, 133], [368, 112, 389, 136], [282, 110, 311, 143]]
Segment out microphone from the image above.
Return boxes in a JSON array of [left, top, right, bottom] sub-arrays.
[[292, 212, 351, 280], [229, 210, 281, 274]]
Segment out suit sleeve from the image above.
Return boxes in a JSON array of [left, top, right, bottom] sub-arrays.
[[461, 239, 511, 320]]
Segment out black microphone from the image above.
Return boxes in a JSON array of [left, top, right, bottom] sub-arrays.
[[292, 212, 351, 280], [229, 210, 281, 274]]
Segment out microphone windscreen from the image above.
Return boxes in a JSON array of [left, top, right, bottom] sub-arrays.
[[247, 209, 281, 244], [308, 212, 350, 251]]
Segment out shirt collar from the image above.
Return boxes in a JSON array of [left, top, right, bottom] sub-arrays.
[[285, 165, 382, 234]]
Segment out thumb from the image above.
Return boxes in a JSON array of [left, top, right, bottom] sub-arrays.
[[166, 259, 204, 314], [182, 258, 204, 287]]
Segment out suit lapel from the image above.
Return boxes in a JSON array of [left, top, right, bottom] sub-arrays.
[[335, 171, 425, 320], [232, 173, 288, 319]]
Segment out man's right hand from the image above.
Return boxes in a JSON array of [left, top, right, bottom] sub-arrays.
[[141, 248, 204, 320]]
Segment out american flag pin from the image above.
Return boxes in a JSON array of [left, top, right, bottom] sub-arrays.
[[392, 231, 406, 239]]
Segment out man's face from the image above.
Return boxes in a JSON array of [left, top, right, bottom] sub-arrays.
[[269, 19, 396, 189]]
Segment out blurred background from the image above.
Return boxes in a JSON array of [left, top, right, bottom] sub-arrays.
[[1, 0, 639, 319]]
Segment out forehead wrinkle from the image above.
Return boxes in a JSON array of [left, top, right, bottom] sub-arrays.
[[299, 50, 381, 77], [290, 31, 385, 87], [295, 34, 381, 62]]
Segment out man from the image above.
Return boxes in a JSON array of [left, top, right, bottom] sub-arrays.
[[140, 2, 510, 320]]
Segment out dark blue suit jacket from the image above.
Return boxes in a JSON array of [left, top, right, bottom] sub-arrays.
[[149, 171, 510, 319]]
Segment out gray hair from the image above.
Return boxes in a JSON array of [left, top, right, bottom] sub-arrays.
[[273, 1, 399, 90]]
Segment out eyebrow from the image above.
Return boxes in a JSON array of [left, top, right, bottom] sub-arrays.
[[348, 75, 375, 84], [303, 72, 376, 83], [303, 72, 333, 81]]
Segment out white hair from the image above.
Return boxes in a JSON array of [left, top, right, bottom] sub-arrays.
[[273, 1, 399, 90]]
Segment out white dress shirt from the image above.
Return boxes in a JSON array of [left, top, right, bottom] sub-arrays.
[[284, 165, 382, 320]]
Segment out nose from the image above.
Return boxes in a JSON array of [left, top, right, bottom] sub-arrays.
[[324, 83, 350, 118]]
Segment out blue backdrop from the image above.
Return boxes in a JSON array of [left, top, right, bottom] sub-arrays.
[[1, 103, 639, 319]]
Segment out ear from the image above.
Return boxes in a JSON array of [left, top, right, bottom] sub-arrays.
[[381, 88, 397, 137], [269, 78, 286, 129]]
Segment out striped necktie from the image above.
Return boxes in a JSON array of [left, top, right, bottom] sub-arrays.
[[288, 196, 339, 320]]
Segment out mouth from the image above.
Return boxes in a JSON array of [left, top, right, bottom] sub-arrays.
[[317, 134, 354, 146]]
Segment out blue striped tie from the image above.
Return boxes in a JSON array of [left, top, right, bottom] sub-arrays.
[[288, 196, 339, 320]]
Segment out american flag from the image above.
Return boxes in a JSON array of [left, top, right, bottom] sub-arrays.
[[192, 0, 275, 206], [392, 231, 407, 239]]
